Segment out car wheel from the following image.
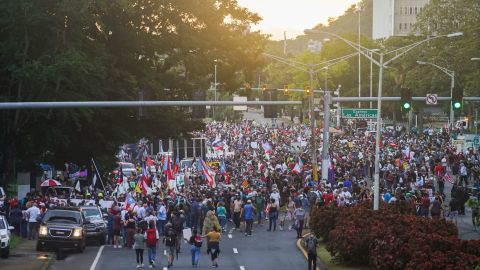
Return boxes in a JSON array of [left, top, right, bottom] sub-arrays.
[[36, 242, 44, 252], [1, 247, 9, 259], [99, 234, 106, 246], [77, 241, 85, 253]]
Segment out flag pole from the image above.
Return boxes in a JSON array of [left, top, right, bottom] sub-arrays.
[[91, 158, 107, 192]]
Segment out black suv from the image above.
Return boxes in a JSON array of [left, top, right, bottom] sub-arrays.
[[80, 205, 107, 245], [37, 207, 86, 252]]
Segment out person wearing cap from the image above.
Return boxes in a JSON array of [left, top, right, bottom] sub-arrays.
[[240, 199, 256, 236]]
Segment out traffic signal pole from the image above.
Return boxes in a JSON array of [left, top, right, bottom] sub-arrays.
[[309, 67, 319, 181]]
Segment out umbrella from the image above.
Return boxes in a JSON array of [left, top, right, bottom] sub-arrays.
[[40, 179, 61, 187]]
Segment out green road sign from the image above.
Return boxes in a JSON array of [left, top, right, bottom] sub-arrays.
[[342, 108, 378, 119]]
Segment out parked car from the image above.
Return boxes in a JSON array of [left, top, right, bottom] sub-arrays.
[[37, 207, 86, 252], [0, 215, 14, 258], [80, 205, 106, 245]]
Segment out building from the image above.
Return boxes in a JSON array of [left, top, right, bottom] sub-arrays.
[[373, 0, 429, 39]]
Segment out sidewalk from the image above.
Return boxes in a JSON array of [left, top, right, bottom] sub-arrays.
[[1, 239, 54, 270]]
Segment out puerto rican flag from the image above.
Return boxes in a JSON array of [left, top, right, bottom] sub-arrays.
[[200, 159, 215, 187], [402, 146, 411, 160], [292, 158, 304, 174], [162, 156, 174, 180], [212, 139, 223, 151], [125, 192, 136, 210]]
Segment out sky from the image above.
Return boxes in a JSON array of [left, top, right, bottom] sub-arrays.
[[237, 0, 359, 40]]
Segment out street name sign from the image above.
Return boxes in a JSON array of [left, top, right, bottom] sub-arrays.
[[342, 108, 378, 119]]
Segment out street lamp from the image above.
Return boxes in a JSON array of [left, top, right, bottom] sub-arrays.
[[355, 2, 362, 108], [369, 49, 380, 108], [304, 29, 463, 210], [213, 59, 218, 119], [416, 60, 455, 129]]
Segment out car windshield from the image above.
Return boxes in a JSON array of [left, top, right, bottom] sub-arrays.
[[0, 218, 5, 229], [82, 208, 102, 219], [43, 210, 81, 224]]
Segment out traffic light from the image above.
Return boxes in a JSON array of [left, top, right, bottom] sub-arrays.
[[401, 87, 412, 112], [284, 85, 289, 96], [305, 86, 311, 96], [452, 88, 463, 111]]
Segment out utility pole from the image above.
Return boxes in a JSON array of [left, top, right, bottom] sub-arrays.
[[309, 66, 318, 181], [321, 91, 331, 182]]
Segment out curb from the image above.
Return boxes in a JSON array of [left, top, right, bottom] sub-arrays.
[[296, 233, 327, 270]]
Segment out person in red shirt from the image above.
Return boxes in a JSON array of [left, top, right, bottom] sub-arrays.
[[323, 189, 334, 207], [434, 162, 445, 178]]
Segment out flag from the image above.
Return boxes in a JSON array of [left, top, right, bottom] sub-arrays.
[[141, 177, 152, 195], [173, 156, 180, 174], [293, 158, 304, 174], [117, 164, 124, 184], [220, 159, 226, 174], [92, 173, 97, 187], [125, 192, 136, 210], [200, 159, 215, 187], [212, 139, 223, 151], [75, 180, 81, 192], [166, 156, 174, 180], [444, 173, 453, 184], [242, 179, 249, 189], [74, 169, 88, 178], [146, 156, 154, 167]]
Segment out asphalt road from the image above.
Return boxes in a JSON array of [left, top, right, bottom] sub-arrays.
[[49, 223, 307, 270]]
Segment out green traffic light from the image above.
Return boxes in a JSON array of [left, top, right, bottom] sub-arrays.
[[453, 102, 462, 109], [403, 103, 411, 109]]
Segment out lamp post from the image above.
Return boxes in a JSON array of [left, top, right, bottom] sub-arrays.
[[416, 60, 455, 129], [304, 29, 463, 210], [213, 59, 218, 119]]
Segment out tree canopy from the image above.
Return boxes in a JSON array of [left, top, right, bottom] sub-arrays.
[[0, 0, 267, 185]]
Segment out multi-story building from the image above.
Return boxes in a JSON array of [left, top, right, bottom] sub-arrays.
[[373, 0, 429, 39]]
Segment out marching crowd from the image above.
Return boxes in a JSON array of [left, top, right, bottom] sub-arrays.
[[1, 119, 480, 269]]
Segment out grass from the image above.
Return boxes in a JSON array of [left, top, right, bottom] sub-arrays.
[[317, 241, 371, 270], [9, 235, 21, 249]]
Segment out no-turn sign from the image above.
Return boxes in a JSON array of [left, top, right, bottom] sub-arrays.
[[426, 94, 438, 105]]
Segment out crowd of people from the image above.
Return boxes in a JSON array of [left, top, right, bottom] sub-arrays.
[[1, 119, 480, 268]]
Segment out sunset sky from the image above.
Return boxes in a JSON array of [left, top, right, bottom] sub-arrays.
[[237, 0, 359, 40]]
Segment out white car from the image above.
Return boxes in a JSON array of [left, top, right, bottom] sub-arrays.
[[0, 215, 14, 258]]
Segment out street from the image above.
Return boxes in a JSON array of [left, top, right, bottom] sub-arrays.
[[49, 223, 307, 270]]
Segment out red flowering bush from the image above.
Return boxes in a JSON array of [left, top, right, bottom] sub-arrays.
[[309, 206, 338, 241], [310, 203, 480, 269]]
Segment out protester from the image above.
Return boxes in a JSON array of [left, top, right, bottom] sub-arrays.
[[204, 226, 221, 268], [133, 227, 145, 268], [188, 228, 202, 267], [145, 221, 159, 268]]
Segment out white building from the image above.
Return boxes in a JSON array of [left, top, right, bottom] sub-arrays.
[[373, 0, 429, 39]]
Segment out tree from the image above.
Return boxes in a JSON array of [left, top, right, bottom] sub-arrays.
[[0, 0, 267, 186]]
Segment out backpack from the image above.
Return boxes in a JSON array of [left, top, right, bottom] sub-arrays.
[[165, 228, 176, 247], [172, 216, 183, 232], [193, 235, 203, 247], [146, 228, 157, 247], [306, 237, 317, 254]]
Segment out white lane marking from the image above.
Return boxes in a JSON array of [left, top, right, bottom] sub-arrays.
[[164, 250, 167, 255], [228, 234, 233, 239], [163, 268, 168, 270], [90, 245, 105, 270], [240, 266, 245, 270], [233, 248, 238, 254]]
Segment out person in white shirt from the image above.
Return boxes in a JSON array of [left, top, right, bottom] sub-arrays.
[[26, 203, 41, 240], [270, 189, 281, 207]]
